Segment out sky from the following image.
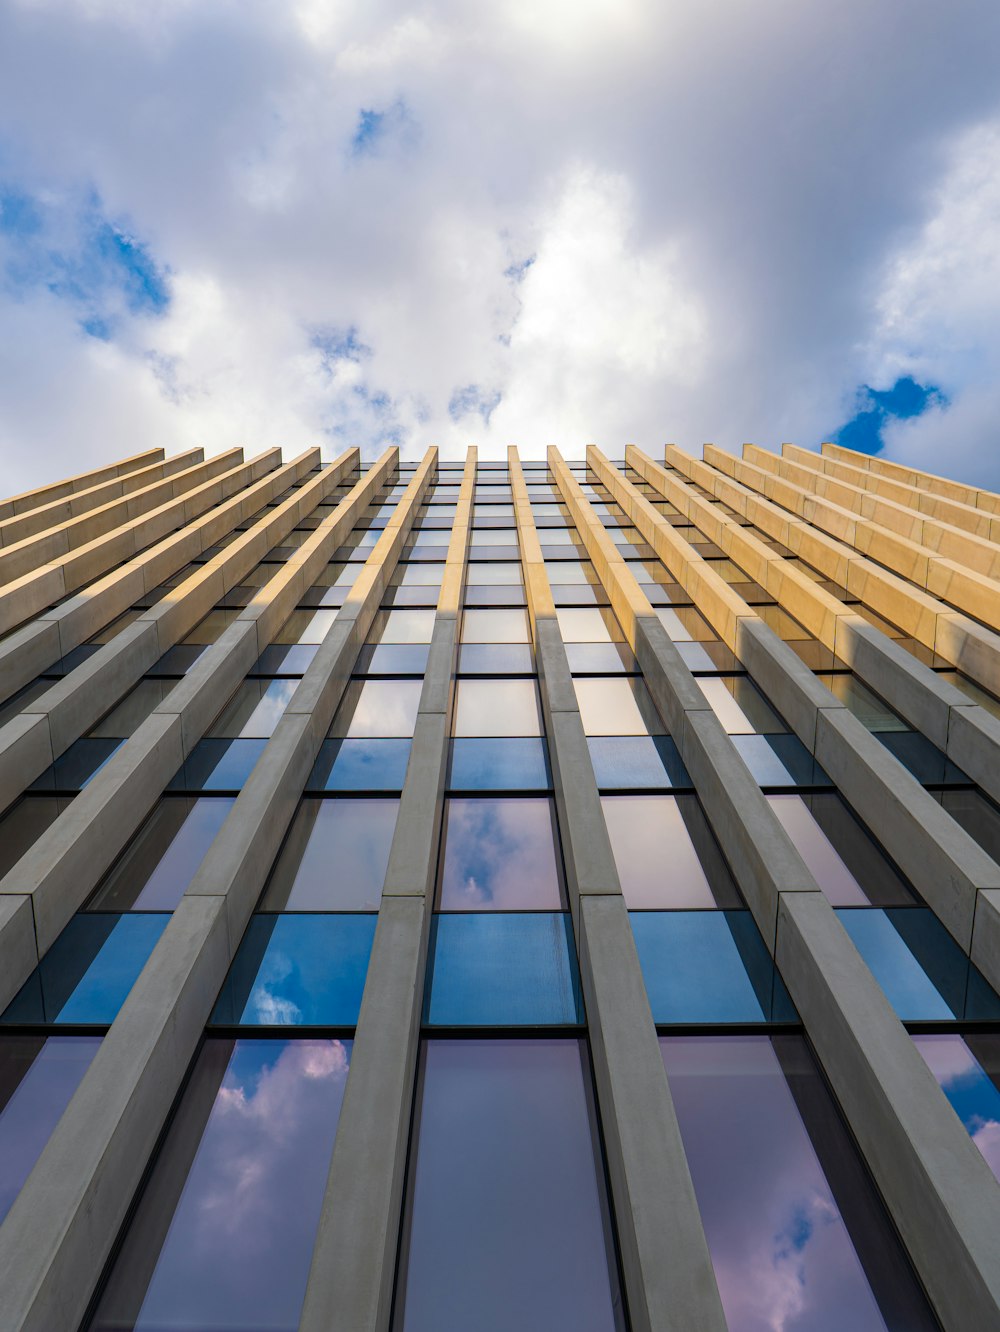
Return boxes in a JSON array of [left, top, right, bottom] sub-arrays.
[[2, 1, 1000, 491]]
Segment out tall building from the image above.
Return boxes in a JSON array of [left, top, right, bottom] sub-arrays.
[[0, 438, 1000, 1331]]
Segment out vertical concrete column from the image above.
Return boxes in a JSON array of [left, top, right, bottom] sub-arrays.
[[299, 450, 476, 1332], [0, 449, 392, 1005], [510, 447, 727, 1332], [0, 447, 165, 521], [549, 447, 1000, 1332], [0, 445, 313, 704], [0, 450, 439, 1332], [591, 446, 1000, 995]]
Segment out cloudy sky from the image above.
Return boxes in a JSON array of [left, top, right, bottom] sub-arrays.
[[2, 0, 1000, 490]]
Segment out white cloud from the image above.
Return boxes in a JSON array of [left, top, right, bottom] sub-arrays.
[[1, 0, 1000, 487]]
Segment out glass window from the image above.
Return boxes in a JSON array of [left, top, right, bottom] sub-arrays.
[[260, 799, 398, 910], [213, 916, 376, 1025], [29, 738, 122, 792], [466, 562, 523, 585], [89, 680, 177, 737], [697, 676, 786, 734], [602, 795, 739, 908], [88, 797, 233, 911], [395, 1040, 621, 1331], [661, 1036, 936, 1332], [167, 738, 268, 792], [424, 915, 582, 1026], [915, 1033, 1000, 1180], [815, 675, 908, 731], [768, 794, 914, 907], [378, 609, 436, 643], [655, 606, 716, 642], [448, 738, 550, 791], [274, 608, 338, 645], [556, 606, 618, 643], [438, 798, 563, 909], [574, 677, 663, 736], [0, 796, 69, 879], [307, 738, 411, 792], [90, 1038, 351, 1330], [208, 680, 297, 738], [2, 914, 169, 1026], [0, 1035, 101, 1225], [632, 912, 793, 1023], [453, 679, 542, 737], [457, 644, 535, 674], [588, 736, 690, 789], [731, 734, 829, 788], [329, 680, 422, 738], [461, 608, 530, 643]]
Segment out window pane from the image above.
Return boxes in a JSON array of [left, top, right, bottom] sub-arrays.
[[632, 912, 793, 1023], [575, 677, 663, 736], [213, 916, 376, 1025], [438, 798, 563, 909], [379, 609, 436, 643], [602, 795, 739, 908], [462, 608, 530, 643], [396, 1040, 622, 1332], [260, 799, 398, 910], [661, 1035, 936, 1332], [588, 736, 690, 790], [91, 1038, 351, 1331], [466, 562, 523, 585], [88, 797, 233, 911], [329, 680, 423, 738], [557, 606, 617, 643], [448, 738, 550, 791], [307, 739, 411, 792], [424, 914, 582, 1026], [0, 1035, 101, 1224], [458, 644, 535, 674], [2, 914, 169, 1025], [208, 680, 297, 738], [915, 1033, 1000, 1180], [697, 677, 786, 734], [453, 679, 542, 736], [167, 738, 268, 792], [767, 795, 870, 906]]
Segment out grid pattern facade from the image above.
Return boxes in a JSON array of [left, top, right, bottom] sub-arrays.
[[0, 440, 1000, 1329]]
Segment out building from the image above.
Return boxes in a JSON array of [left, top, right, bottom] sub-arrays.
[[0, 438, 999, 1330]]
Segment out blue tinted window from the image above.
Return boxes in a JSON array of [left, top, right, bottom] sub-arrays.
[[359, 644, 430, 674], [915, 1034, 1000, 1180], [307, 739, 412, 792], [2, 914, 169, 1025], [424, 913, 582, 1026], [29, 738, 123, 792], [167, 738, 268, 792], [588, 736, 689, 790], [838, 907, 1000, 1021], [90, 1038, 351, 1330], [213, 914, 377, 1026], [0, 1035, 101, 1224], [251, 644, 318, 675], [448, 738, 551, 791], [632, 911, 794, 1023], [876, 732, 968, 784]]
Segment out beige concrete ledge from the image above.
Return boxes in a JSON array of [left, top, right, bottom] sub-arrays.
[[0, 448, 165, 521]]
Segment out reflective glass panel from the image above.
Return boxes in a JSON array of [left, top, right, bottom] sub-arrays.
[[88, 797, 233, 911], [915, 1033, 1000, 1180], [448, 738, 550, 791], [588, 736, 690, 789], [466, 562, 523, 585], [438, 798, 562, 909], [0, 1035, 101, 1224], [2, 914, 169, 1025], [602, 796, 740, 908], [424, 915, 582, 1026], [329, 679, 422, 738], [213, 916, 376, 1025], [697, 676, 786, 734], [461, 608, 530, 643], [452, 679, 542, 736], [395, 1040, 621, 1331], [260, 799, 398, 910], [379, 609, 436, 643], [632, 911, 793, 1023], [208, 680, 297, 738], [457, 643, 535, 674], [557, 606, 616, 643], [661, 1036, 935, 1332], [90, 1038, 351, 1331], [307, 738, 411, 792], [767, 795, 870, 905], [574, 676, 663, 736], [167, 738, 268, 792], [0, 796, 69, 879]]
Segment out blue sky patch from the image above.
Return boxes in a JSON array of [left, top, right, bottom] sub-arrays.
[[449, 383, 502, 426], [0, 180, 169, 339], [349, 99, 417, 158], [830, 376, 947, 455], [310, 324, 372, 370]]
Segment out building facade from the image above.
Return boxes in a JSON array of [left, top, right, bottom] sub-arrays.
[[0, 439, 999, 1329]]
